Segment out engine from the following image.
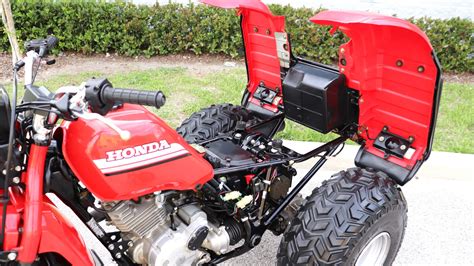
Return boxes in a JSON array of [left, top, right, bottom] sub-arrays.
[[104, 193, 235, 265], [104, 131, 297, 265]]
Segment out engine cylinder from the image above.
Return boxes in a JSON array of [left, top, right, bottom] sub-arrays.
[[105, 195, 234, 265]]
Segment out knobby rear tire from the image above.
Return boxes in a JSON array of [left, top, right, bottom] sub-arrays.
[[277, 167, 407, 265], [177, 104, 251, 143]]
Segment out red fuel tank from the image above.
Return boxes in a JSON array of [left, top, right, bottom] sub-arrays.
[[59, 104, 213, 201]]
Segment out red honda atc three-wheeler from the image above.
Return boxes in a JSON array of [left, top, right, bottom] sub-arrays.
[[0, 0, 442, 265]]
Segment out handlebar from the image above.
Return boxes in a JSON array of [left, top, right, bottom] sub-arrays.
[[101, 86, 166, 109], [85, 78, 166, 115], [25, 36, 58, 57]]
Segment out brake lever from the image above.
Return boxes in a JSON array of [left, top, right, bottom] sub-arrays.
[[57, 83, 130, 140]]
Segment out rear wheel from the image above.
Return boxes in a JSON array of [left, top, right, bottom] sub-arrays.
[[177, 104, 252, 143], [277, 167, 407, 265]]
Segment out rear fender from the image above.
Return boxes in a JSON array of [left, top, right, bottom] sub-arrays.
[[201, 0, 287, 115], [310, 11, 442, 184]]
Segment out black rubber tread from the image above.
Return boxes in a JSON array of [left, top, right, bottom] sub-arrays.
[[177, 104, 251, 143], [277, 167, 407, 265]]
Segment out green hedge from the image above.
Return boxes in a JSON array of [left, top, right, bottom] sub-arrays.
[[1, 0, 473, 72]]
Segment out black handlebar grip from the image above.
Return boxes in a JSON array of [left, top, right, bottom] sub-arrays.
[[101, 86, 166, 109], [46, 36, 59, 50]]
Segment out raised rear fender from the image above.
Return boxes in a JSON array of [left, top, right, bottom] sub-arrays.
[[311, 11, 443, 184]]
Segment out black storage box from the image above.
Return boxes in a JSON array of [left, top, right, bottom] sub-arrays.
[[282, 61, 348, 133]]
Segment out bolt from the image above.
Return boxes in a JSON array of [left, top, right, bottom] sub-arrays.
[[14, 166, 21, 172], [115, 253, 122, 259], [128, 241, 134, 247], [378, 136, 385, 142], [7, 252, 17, 261], [253, 27, 258, 33], [408, 136, 415, 143], [341, 68, 345, 73], [259, 144, 266, 149], [12, 177, 20, 184], [2, 169, 6, 175], [396, 60, 403, 67], [400, 145, 407, 151], [234, 133, 242, 139], [108, 244, 115, 250], [340, 48, 345, 53], [250, 139, 256, 145], [417, 65, 425, 73], [266, 29, 271, 35]]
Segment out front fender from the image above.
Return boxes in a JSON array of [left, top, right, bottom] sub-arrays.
[[38, 200, 94, 266]]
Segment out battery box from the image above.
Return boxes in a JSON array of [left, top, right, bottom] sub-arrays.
[[282, 61, 350, 133]]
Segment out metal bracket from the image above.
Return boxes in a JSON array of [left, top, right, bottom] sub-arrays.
[[275, 32, 290, 68], [373, 127, 413, 158], [104, 232, 132, 260], [253, 86, 277, 104]]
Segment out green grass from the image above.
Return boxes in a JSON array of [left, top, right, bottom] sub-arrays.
[[4, 68, 473, 153], [433, 83, 474, 153]]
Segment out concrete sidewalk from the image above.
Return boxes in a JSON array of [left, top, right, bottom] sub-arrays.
[[227, 141, 474, 265]]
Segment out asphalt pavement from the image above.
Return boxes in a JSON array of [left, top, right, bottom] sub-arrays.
[[51, 141, 474, 265]]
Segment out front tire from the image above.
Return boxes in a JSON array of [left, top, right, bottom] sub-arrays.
[[277, 167, 407, 265]]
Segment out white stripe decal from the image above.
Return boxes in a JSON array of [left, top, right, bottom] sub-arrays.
[[93, 143, 189, 174]]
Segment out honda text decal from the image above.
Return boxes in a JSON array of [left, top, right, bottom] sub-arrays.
[[93, 140, 189, 174]]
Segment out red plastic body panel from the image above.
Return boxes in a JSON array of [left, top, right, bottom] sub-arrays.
[[60, 104, 213, 201], [311, 11, 439, 169], [0, 199, 21, 250], [38, 199, 94, 265], [202, 0, 285, 112], [17, 144, 47, 262], [3, 145, 93, 265], [7, 189, 94, 265]]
